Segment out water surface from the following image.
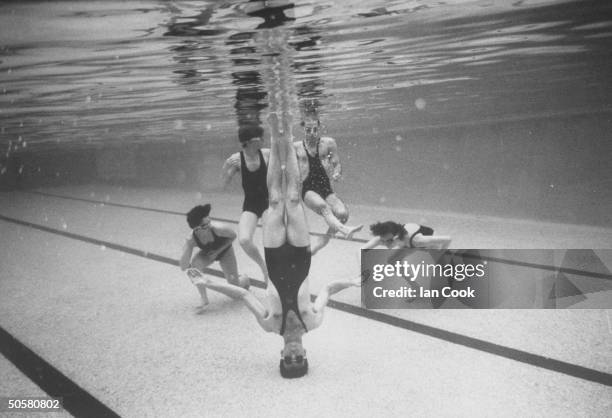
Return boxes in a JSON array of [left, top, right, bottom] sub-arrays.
[[1, 0, 611, 225]]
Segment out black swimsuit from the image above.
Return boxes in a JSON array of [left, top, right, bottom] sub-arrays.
[[302, 141, 333, 200], [408, 225, 434, 248], [241, 150, 268, 218], [193, 229, 231, 261], [264, 243, 311, 335]]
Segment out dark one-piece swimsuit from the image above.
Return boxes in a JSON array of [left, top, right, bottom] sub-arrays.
[[408, 225, 434, 248], [264, 243, 312, 335], [193, 229, 231, 261], [301, 140, 333, 200], [241, 149, 269, 218]]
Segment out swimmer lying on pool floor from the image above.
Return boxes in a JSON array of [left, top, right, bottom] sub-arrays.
[[186, 110, 360, 378], [362, 221, 452, 251]]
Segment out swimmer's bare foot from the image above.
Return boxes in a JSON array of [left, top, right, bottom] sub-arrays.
[[343, 224, 363, 240], [194, 302, 210, 315]]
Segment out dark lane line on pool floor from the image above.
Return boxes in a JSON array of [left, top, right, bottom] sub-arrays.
[[24, 190, 612, 281], [0, 326, 120, 417], [25, 190, 355, 241], [1, 213, 611, 387]]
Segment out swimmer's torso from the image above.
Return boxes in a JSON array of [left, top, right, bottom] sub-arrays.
[[262, 243, 322, 334], [240, 149, 269, 217], [294, 137, 335, 182], [192, 224, 229, 255]]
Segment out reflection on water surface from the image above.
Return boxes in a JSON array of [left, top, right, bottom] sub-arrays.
[[1, 0, 611, 225]]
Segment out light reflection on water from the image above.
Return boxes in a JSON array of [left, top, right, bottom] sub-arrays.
[[1, 0, 612, 225]]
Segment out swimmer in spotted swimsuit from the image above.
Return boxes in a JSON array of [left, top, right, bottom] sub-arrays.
[[294, 112, 362, 254], [362, 221, 452, 251], [187, 108, 359, 378], [179, 204, 249, 313], [222, 125, 271, 284]]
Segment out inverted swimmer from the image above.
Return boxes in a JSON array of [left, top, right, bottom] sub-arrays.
[[222, 124, 271, 284], [179, 204, 249, 313], [187, 111, 359, 378]]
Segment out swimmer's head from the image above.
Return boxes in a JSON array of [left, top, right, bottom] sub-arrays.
[[370, 221, 406, 241], [186, 204, 211, 229], [301, 117, 320, 140], [280, 341, 308, 378], [238, 125, 264, 149]]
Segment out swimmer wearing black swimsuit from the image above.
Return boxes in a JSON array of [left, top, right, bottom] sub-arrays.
[[264, 243, 311, 335], [240, 149, 269, 218], [193, 229, 232, 261], [302, 140, 333, 200]]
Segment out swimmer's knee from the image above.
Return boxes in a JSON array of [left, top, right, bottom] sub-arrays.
[[334, 207, 349, 223], [268, 192, 282, 208], [319, 205, 331, 217], [286, 190, 300, 207], [238, 236, 252, 248]]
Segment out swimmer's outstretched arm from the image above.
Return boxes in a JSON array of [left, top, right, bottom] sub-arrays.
[[312, 277, 361, 314], [411, 235, 452, 250], [186, 268, 270, 329], [179, 236, 196, 271], [361, 237, 383, 250]]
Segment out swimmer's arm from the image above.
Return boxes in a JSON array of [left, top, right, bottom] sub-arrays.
[[211, 223, 237, 241], [325, 137, 342, 181], [221, 153, 240, 189], [195, 276, 271, 329], [312, 278, 360, 314], [179, 236, 196, 271], [361, 237, 382, 250], [357, 237, 382, 261]]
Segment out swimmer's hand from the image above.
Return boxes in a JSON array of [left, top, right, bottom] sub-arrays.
[[186, 268, 207, 285], [331, 172, 342, 182]]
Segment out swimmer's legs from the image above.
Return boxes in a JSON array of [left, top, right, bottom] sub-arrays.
[[217, 246, 249, 289], [303, 191, 362, 239], [325, 193, 349, 224], [310, 227, 334, 256], [263, 112, 287, 249], [187, 269, 269, 330], [280, 112, 310, 247], [238, 211, 268, 285]]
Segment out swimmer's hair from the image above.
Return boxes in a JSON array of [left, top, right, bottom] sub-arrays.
[[238, 125, 264, 144], [370, 221, 406, 240], [279, 358, 309, 379], [300, 102, 320, 126], [186, 204, 211, 228], [300, 116, 320, 127]]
